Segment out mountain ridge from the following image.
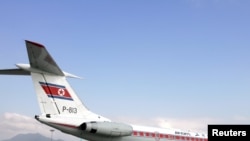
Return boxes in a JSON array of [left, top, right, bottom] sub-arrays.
[[1, 133, 64, 141]]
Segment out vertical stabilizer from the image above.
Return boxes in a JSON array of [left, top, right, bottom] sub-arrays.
[[31, 72, 90, 116], [24, 40, 90, 117], [0, 40, 103, 120]]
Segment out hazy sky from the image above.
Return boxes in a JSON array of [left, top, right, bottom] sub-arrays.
[[0, 0, 250, 140]]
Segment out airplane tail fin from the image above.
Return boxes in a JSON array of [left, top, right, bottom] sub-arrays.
[[26, 40, 90, 116], [0, 40, 97, 118]]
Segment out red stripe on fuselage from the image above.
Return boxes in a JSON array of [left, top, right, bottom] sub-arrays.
[[132, 131, 207, 141], [49, 122, 78, 129]]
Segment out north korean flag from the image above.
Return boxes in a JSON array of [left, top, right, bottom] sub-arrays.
[[39, 82, 73, 101]]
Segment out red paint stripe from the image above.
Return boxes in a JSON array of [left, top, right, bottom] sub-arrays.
[[132, 130, 207, 140], [41, 85, 50, 94], [133, 131, 137, 136], [51, 122, 78, 129]]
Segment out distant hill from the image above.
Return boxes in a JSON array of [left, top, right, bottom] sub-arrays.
[[1, 133, 64, 141]]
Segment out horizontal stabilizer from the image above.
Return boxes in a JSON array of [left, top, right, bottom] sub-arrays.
[[0, 68, 30, 75], [63, 71, 83, 79], [26, 40, 64, 76], [0, 64, 82, 79]]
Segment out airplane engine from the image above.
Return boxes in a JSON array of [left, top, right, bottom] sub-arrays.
[[79, 121, 133, 136]]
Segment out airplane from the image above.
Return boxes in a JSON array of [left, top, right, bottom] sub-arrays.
[[0, 40, 208, 141]]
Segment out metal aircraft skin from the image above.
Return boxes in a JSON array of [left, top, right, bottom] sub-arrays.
[[0, 40, 208, 141]]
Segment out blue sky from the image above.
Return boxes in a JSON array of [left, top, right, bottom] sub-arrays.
[[0, 0, 250, 140]]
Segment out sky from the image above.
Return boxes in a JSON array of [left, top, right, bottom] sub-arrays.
[[0, 0, 250, 140]]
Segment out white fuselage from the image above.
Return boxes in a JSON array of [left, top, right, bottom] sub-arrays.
[[36, 114, 208, 141]]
